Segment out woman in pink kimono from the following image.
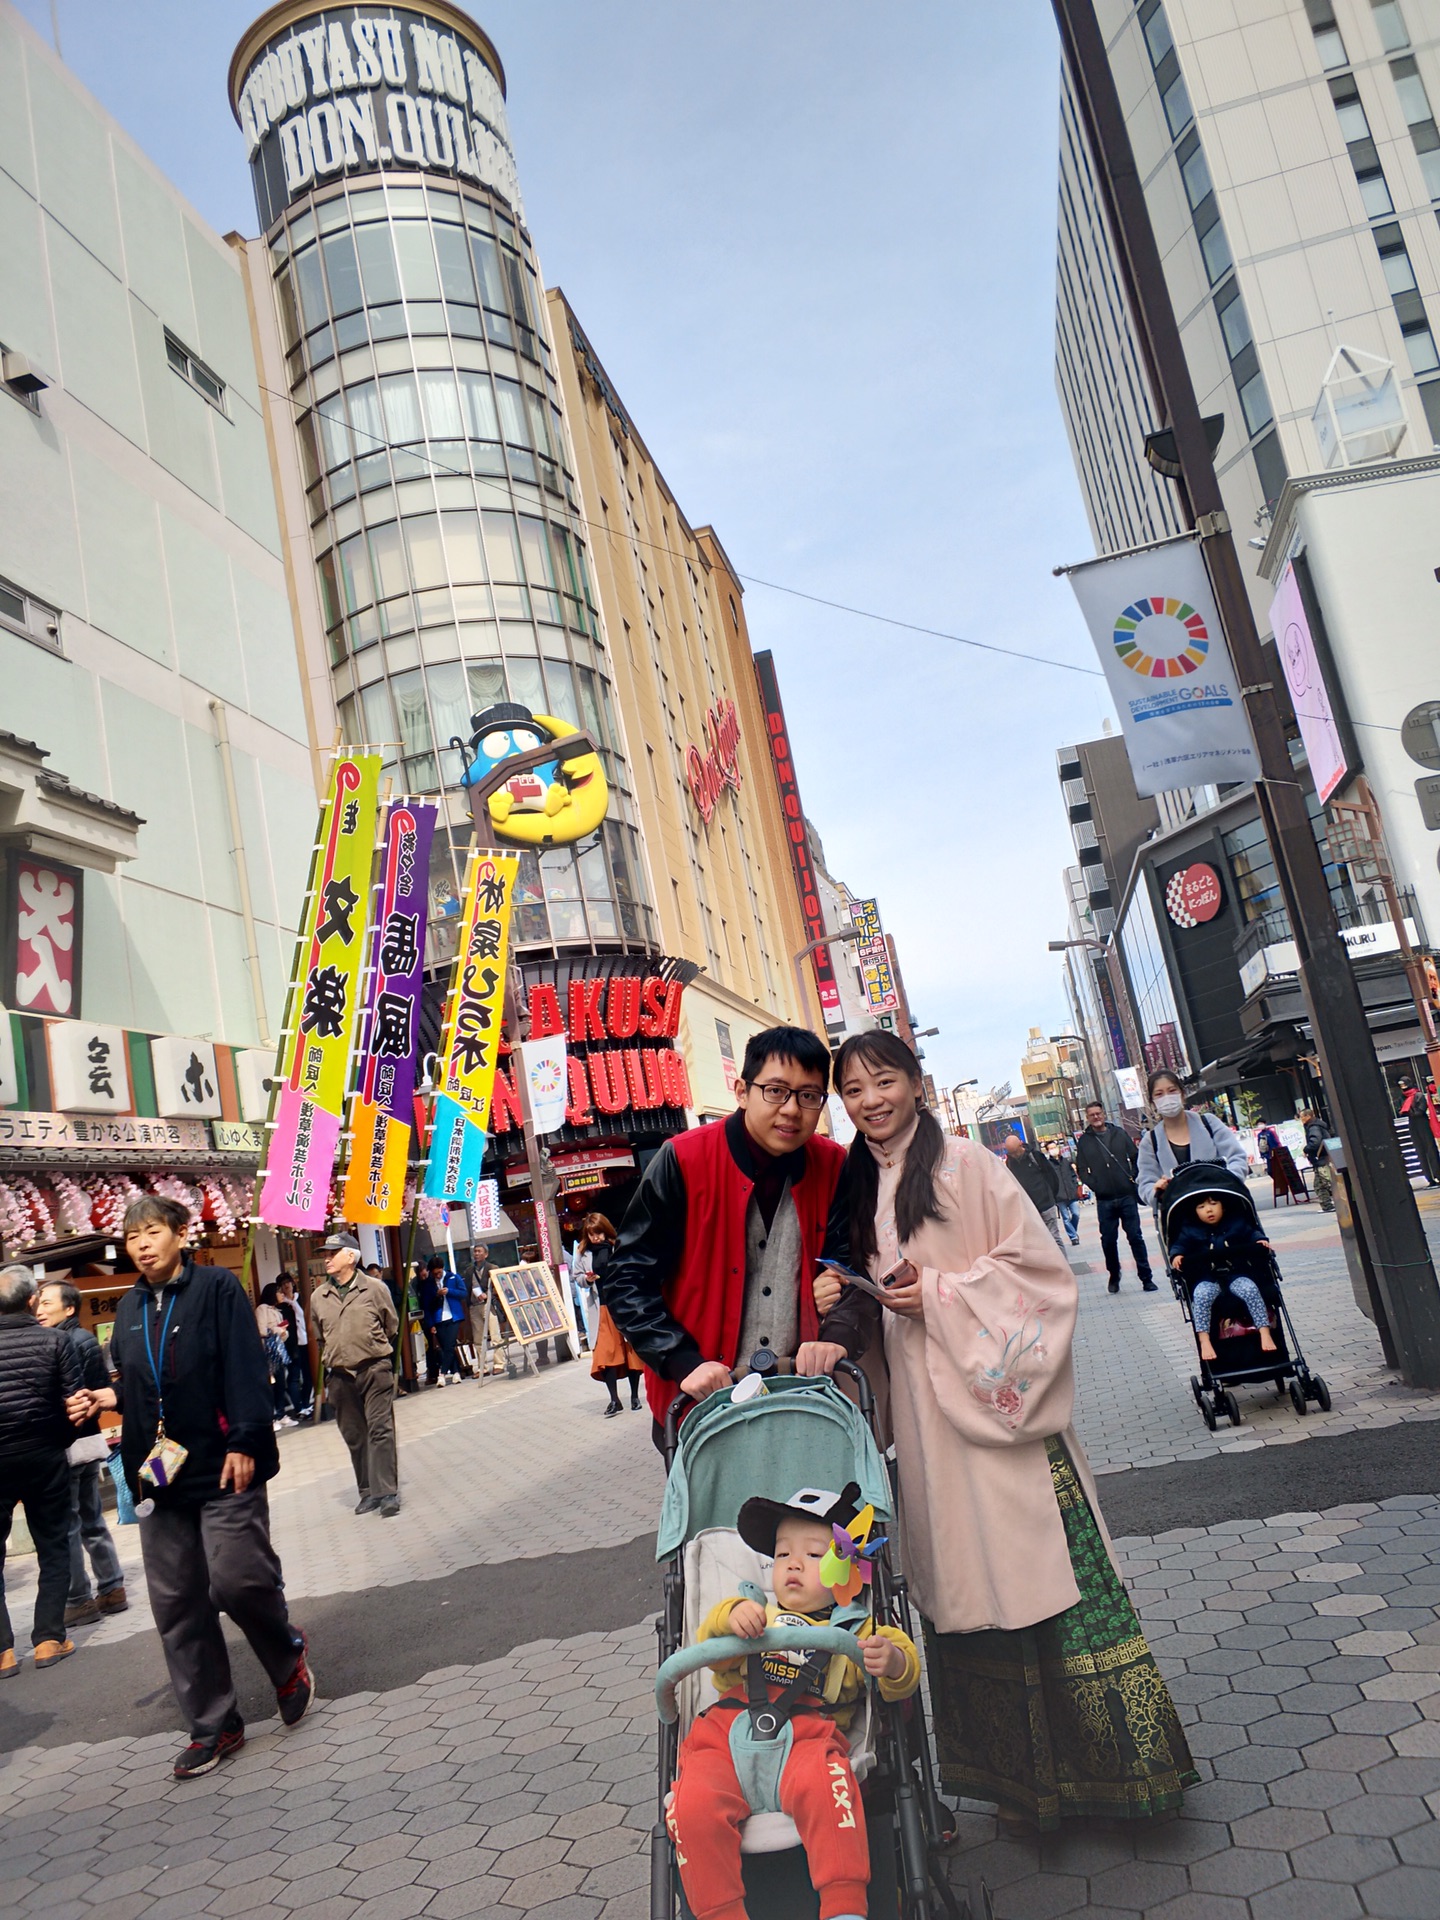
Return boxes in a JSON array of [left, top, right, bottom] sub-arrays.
[[816, 1032, 1195, 1829]]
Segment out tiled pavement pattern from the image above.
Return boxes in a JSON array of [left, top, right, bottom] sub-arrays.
[[8, 1498, 1440, 1916]]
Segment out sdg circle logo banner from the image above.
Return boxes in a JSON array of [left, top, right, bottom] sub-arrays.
[[1113, 598, 1210, 679]]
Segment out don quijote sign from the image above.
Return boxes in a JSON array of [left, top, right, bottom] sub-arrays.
[[487, 974, 692, 1134], [231, 5, 521, 227], [685, 700, 742, 824]]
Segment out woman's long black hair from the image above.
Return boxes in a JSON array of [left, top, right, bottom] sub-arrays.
[[834, 1031, 947, 1269]]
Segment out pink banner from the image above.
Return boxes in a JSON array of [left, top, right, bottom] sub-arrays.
[[261, 1087, 342, 1229]]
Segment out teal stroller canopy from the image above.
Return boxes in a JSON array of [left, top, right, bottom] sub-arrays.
[[655, 1375, 892, 1560]]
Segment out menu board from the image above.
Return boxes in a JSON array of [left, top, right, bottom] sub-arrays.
[[489, 1263, 568, 1344]]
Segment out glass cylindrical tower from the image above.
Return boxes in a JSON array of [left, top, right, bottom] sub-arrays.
[[229, 4, 657, 967]]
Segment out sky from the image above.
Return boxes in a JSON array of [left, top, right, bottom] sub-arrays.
[[16, 0, 1124, 1098]]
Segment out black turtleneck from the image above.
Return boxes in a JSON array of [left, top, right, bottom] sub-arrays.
[[725, 1106, 805, 1232]]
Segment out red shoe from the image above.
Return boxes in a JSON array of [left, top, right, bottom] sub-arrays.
[[174, 1715, 244, 1779], [278, 1636, 315, 1727]]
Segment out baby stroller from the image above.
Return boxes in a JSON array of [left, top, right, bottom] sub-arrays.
[[1162, 1163, 1330, 1429], [651, 1354, 964, 1920]]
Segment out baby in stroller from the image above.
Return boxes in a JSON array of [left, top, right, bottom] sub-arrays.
[[667, 1482, 920, 1920], [1171, 1192, 1275, 1364]]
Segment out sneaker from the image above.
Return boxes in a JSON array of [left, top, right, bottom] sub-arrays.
[[174, 1714, 245, 1779], [64, 1597, 101, 1627], [355, 1495, 381, 1514], [273, 1419, 285, 1432], [378, 1494, 400, 1517], [434, 1376, 447, 1389], [279, 1416, 299, 1430], [33, 1639, 75, 1669], [277, 1638, 315, 1728], [98, 1587, 129, 1614]]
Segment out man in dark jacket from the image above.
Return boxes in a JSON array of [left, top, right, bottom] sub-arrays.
[[34, 1280, 126, 1626], [1073, 1101, 1157, 1293], [1002, 1134, 1067, 1250], [0, 1264, 83, 1674], [71, 1197, 312, 1779], [604, 1026, 861, 1440]]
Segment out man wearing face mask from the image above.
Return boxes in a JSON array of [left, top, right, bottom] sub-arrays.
[[1074, 1101, 1156, 1295]]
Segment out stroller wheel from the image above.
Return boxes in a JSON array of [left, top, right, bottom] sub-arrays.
[[1310, 1375, 1332, 1412], [1221, 1390, 1241, 1427], [1288, 1379, 1308, 1417], [1201, 1396, 1218, 1431], [1190, 1377, 1206, 1408]]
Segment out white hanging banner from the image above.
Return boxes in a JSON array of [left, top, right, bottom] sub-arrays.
[[520, 1035, 568, 1135], [1066, 538, 1259, 796]]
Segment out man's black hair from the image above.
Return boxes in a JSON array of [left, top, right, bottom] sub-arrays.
[[39, 1278, 82, 1318], [739, 1025, 831, 1088]]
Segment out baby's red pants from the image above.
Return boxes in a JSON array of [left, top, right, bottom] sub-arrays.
[[667, 1703, 870, 1920]]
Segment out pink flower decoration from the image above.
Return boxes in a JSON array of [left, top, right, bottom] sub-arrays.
[[992, 1384, 1023, 1419]]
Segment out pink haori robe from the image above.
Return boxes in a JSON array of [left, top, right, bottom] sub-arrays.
[[870, 1126, 1109, 1635]]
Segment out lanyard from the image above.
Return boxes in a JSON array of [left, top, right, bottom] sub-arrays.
[[145, 1288, 179, 1423]]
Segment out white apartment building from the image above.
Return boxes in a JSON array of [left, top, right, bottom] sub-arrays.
[[1057, 0, 1440, 590]]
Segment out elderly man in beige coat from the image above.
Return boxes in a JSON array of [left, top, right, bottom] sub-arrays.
[[310, 1232, 400, 1517]]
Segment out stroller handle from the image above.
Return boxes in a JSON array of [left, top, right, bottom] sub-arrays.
[[655, 1626, 866, 1723]]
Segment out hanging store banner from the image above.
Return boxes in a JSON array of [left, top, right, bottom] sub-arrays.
[[850, 897, 900, 1015], [343, 801, 437, 1224], [1269, 562, 1351, 805], [1066, 538, 1259, 797], [261, 755, 381, 1229], [520, 1034, 568, 1134], [423, 849, 518, 1199], [753, 651, 842, 1021]]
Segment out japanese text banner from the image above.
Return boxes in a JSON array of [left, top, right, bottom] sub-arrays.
[[423, 849, 517, 1200], [343, 801, 436, 1224], [261, 755, 381, 1229]]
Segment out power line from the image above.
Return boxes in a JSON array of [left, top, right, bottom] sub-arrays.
[[256, 375, 1106, 681]]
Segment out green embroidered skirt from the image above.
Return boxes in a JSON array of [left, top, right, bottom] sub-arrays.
[[922, 1438, 1197, 1828]]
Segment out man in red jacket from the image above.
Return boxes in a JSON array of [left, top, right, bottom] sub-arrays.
[[604, 1027, 861, 1440]]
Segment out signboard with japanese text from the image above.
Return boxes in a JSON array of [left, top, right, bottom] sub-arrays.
[[488, 1262, 568, 1343], [47, 1021, 131, 1113], [0, 1111, 209, 1153], [261, 755, 382, 1229], [753, 652, 841, 1020], [851, 897, 900, 1015], [211, 1120, 265, 1153], [1269, 561, 1351, 805], [232, 5, 522, 230], [150, 1035, 222, 1119], [8, 855, 81, 1017], [343, 801, 436, 1223], [424, 849, 517, 1201]]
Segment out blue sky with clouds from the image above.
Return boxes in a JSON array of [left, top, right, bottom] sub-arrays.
[[16, 0, 1126, 1097]]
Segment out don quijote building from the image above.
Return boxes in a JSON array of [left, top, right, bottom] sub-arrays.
[[228, 2, 828, 1247]]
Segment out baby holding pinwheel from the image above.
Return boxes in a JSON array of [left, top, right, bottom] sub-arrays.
[[666, 1484, 920, 1920]]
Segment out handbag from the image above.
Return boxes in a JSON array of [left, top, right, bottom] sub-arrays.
[[66, 1431, 111, 1467]]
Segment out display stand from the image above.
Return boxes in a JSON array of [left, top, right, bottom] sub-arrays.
[[477, 1262, 571, 1383]]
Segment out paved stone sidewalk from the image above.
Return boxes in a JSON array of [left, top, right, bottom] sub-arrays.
[[7, 1494, 1440, 1917]]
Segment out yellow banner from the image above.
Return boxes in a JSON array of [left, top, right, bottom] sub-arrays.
[[344, 1106, 411, 1224], [435, 849, 518, 1131], [284, 755, 382, 1118]]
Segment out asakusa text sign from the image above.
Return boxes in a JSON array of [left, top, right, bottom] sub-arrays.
[[233, 7, 520, 226]]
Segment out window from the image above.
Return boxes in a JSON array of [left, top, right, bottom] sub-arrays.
[[1371, 0, 1410, 53], [0, 572, 61, 654], [1305, 0, 1349, 69], [164, 331, 226, 413]]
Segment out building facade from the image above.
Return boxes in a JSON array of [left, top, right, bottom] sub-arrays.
[[1058, 0, 1440, 597], [0, 1, 318, 1266]]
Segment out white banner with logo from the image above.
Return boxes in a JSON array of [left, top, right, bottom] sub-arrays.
[[520, 1035, 568, 1134], [1067, 538, 1259, 796]]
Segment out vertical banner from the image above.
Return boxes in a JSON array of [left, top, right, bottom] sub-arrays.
[[1269, 562, 1352, 804], [424, 849, 518, 1202], [753, 650, 842, 1021], [850, 897, 899, 1014], [520, 1035, 568, 1133], [261, 755, 382, 1228], [1066, 538, 1259, 796], [343, 801, 437, 1224]]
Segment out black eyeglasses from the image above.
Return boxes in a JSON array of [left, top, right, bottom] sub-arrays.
[[751, 1082, 827, 1111]]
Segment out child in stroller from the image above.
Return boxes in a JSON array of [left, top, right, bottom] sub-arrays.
[[1170, 1192, 1275, 1364], [667, 1483, 920, 1920]]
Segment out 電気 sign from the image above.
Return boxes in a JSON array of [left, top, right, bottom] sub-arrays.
[[1066, 537, 1259, 797], [231, 5, 521, 230]]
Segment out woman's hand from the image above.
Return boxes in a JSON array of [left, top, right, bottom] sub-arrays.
[[729, 1599, 767, 1638], [862, 1633, 906, 1679], [881, 1261, 924, 1320], [1153, 1176, 1171, 1194], [813, 1269, 844, 1316]]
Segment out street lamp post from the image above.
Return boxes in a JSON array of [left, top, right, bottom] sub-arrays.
[[792, 928, 865, 1025], [1049, 937, 1144, 1098], [1052, 0, 1440, 1387], [949, 1077, 978, 1136]]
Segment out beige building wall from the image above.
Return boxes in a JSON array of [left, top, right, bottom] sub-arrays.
[[547, 290, 824, 1110]]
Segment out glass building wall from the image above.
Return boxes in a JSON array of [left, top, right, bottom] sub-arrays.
[[252, 115, 655, 963]]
